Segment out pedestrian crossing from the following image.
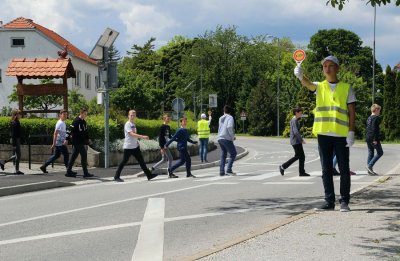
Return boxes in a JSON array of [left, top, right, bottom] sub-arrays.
[[139, 169, 378, 185]]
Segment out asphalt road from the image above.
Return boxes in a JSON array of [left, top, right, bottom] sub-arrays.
[[0, 137, 399, 261]]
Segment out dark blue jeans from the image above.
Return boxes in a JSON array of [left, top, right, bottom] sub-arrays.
[[170, 148, 191, 175], [218, 139, 237, 174], [367, 141, 383, 169], [44, 145, 69, 168], [199, 138, 209, 161], [318, 135, 350, 205]]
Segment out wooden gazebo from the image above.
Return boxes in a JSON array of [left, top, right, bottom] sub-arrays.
[[6, 55, 76, 114]]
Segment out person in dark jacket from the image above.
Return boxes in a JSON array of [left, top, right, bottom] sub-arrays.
[[279, 107, 310, 177], [65, 108, 93, 178], [365, 104, 383, 175], [151, 114, 174, 176], [0, 109, 24, 175], [165, 117, 198, 178]]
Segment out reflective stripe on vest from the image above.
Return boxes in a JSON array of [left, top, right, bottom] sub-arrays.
[[197, 119, 210, 138], [312, 80, 350, 137]]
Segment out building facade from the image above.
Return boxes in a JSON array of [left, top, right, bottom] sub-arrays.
[[0, 17, 99, 109]]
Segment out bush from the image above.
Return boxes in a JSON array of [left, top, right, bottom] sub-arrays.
[[0, 113, 198, 145]]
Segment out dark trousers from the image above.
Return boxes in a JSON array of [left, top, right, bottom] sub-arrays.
[[282, 143, 305, 175], [4, 138, 21, 171], [367, 141, 383, 169], [170, 149, 191, 175], [318, 135, 351, 205], [44, 145, 69, 168], [67, 144, 88, 175], [115, 147, 151, 178]]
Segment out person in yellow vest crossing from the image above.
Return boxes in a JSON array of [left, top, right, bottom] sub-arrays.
[[294, 55, 356, 212], [197, 111, 211, 163]]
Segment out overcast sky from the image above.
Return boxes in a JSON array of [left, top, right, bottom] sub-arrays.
[[1, 0, 399, 67]]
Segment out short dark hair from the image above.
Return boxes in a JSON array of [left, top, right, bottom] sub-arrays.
[[292, 107, 303, 115], [224, 105, 232, 114], [179, 117, 187, 123], [80, 108, 88, 114]]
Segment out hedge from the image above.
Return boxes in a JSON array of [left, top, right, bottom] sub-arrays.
[[0, 115, 198, 145]]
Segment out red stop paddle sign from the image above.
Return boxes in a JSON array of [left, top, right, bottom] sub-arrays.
[[293, 49, 306, 65]]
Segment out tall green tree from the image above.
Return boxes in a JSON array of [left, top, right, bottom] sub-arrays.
[[382, 66, 397, 140]]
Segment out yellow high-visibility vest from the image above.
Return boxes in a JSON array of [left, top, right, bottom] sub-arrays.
[[312, 80, 350, 137], [197, 119, 210, 138]]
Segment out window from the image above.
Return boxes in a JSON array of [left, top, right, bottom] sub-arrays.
[[85, 73, 91, 90], [75, 70, 81, 87], [95, 76, 100, 90], [11, 38, 25, 47]]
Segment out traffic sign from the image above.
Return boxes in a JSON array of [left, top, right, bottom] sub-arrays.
[[209, 94, 217, 108], [172, 98, 185, 112], [293, 49, 306, 66]]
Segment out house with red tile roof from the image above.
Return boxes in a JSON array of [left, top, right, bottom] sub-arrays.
[[0, 17, 99, 109]]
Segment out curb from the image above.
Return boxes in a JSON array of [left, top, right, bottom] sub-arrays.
[[0, 180, 75, 197]]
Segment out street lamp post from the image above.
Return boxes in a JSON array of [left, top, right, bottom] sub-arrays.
[[192, 54, 203, 114], [267, 35, 280, 136], [372, 5, 376, 104]]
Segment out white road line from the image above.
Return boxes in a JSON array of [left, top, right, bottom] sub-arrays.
[[132, 198, 165, 261], [0, 183, 212, 228], [285, 176, 315, 181], [0, 180, 57, 190], [0, 221, 142, 246], [308, 171, 322, 176], [195, 176, 232, 182], [240, 172, 282, 181], [263, 182, 314, 185]]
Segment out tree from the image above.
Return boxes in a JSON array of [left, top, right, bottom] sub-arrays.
[[8, 79, 63, 111], [327, 0, 400, 10], [382, 66, 397, 140]]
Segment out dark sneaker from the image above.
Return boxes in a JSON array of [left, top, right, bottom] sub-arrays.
[[65, 172, 77, 178], [279, 165, 284, 176], [299, 173, 310, 176], [15, 170, 24, 175], [220, 173, 226, 176], [187, 174, 196, 178], [114, 177, 124, 182], [40, 165, 48, 174], [227, 171, 237, 176], [315, 203, 335, 211], [83, 173, 94, 178], [169, 173, 178, 178], [332, 168, 340, 176], [350, 170, 357, 175], [147, 173, 158, 180], [340, 202, 350, 212], [366, 166, 376, 176], [0, 160, 5, 171]]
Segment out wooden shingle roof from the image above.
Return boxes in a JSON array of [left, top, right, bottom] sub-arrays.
[[6, 58, 76, 79]]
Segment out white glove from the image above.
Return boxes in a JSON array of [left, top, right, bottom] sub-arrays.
[[346, 131, 355, 147], [294, 66, 303, 81]]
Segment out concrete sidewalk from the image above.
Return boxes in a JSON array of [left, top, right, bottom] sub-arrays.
[[197, 174, 400, 261], [0, 145, 247, 197]]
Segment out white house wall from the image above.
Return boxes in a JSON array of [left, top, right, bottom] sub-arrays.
[[0, 29, 98, 109]]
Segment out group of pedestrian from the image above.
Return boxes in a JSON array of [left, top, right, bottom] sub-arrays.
[[0, 55, 385, 215]]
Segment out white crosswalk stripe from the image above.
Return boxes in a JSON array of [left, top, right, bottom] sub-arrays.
[[240, 172, 283, 181]]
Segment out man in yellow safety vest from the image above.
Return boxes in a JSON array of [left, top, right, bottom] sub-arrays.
[[197, 111, 211, 163], [294, 55, 356, 212]]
